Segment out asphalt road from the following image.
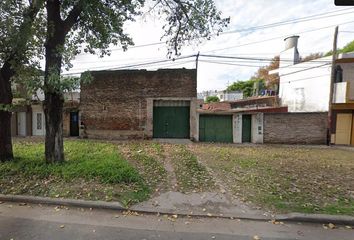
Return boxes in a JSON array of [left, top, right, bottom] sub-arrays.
[[0, 202, 353, 240]]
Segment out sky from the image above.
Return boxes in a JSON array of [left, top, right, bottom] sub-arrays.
[[64, 0, 354, 92]]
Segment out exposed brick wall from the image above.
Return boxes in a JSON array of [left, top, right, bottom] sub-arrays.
[[263, 112, 328, 144], [230, 96, 280, 109], [202, 102, 231, 111], [80, 69, 197, 139]]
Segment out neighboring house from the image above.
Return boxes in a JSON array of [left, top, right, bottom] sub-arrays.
[[80, 68, 199, 140], [198, 90, 243, 102], [217, 90, 243, 102], [198, 96, 289, 144], [270, 35, 332, 112], [270, 35, 354, 146], [11, 83, 80, 137], [331, 57, 354, 146], [270, 35, 354, 113]]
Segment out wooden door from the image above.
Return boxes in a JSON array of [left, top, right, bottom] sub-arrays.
[[335, 113, 352, 145]]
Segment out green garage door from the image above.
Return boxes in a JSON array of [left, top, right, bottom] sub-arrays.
[[199, 115, 233, 143], [153, 106, 190, 138], [242, 114, 252, 143]]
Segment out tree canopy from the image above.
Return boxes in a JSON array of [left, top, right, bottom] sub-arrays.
[[205, 95, 220, 103], [227, 79, 265, 98], [0, 0, 230, 163]]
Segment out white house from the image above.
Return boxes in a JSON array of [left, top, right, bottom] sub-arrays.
[[270, 35, 354, 112], [198, 90, 243, 102]]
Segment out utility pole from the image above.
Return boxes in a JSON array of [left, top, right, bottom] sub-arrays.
[[327, 26, 339, 145], [195, 51, 200, 70]]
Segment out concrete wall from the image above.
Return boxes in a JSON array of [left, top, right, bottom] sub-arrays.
[[252, 113, 263, 143], [278, 56, 332, 112], [233, 113, 263, 144], [263, 112, 328, 144], [233, 114, 242, 143], [340, 62, 354, 101], [80, 69, 197, 139]]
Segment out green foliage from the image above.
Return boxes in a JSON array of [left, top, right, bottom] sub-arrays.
[[325, 39, 354, 56], [0, 0, 45, 77], [0, 140, 151, 205], [227, 79, 265, 98], [2, 141, 142, 184], [205, 95, 220, 103], [156, 0, 230, 57]]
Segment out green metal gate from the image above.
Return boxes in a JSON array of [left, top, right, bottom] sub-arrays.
[[242, 114, 252, 142], [153, 106, 190, 138], [199, 115, 233, 143]]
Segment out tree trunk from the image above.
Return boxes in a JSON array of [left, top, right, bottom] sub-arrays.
[[0, 64, 14, 162], [43, 37, 65, 163], [44, 91, 64, 163], [43, 0, 66, 163], [0, 111, 13, 162]]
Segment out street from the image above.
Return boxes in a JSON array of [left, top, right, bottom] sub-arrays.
[[0, 202, 352, 240]]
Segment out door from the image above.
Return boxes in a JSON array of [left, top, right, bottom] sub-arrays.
[[242, 114, 252, 143], [32, 112, 45, 136], [153, 106, 190, 138], [70, 112, 80, 137], [335, 113, 352, 145], [199, 115, 233, 143], [17, 112, 26, 136]]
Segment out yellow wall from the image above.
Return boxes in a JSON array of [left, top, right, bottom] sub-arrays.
[[335, 113, 352, 145], [351, 115, 354, 146]]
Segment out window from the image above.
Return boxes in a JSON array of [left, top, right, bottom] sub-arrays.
[[335, 65, 343, 83], [37, 113, 42, 130]]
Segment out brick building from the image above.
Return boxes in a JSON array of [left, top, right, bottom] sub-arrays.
[[80, 69, 199, 140]]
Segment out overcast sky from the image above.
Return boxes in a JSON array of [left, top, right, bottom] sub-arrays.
[[64, 0, 354, 92]]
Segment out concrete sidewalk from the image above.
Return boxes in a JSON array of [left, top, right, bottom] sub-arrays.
[[1, 201, 353, 240], [1, 193, 353, 226]]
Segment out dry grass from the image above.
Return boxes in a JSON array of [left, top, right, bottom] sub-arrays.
[[190, 144, 354, 215]]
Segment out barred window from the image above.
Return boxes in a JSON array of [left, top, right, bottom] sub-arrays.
[[37, 113, 42, 130]]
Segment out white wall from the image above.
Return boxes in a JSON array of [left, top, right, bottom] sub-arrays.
[[251, 113, 263, 144], [340, 62, 354, 100], [278, 56, 332, 112]]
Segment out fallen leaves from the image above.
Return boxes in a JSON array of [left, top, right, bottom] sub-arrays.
[[322, 223, 336, 229], [269, 220, 284, 225], [253, 235, 261, 240], [60, 225, 65, 229]]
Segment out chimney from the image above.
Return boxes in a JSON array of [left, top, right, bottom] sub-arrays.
[[284, 35, 299, 50], [281, 35, 300, 66]]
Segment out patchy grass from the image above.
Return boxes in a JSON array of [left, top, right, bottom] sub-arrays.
[[119, 142, 168, 193], [190, 144, 354, 215], [0, 141, 150, 206], [171, 145, 216, 193]]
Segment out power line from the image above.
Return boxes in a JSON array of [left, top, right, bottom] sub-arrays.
[[199, 54, 331, 63], [221, 9, 354, 35], [199, 60, 263, 68], [281, 74, 329, 83], [63, 55, 196, 75], [204, 20, 354, 53], [279, 63, 331, 77], [78, 8, 354, 54]]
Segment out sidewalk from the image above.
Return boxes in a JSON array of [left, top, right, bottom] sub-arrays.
[[1, 193, 353, 226]]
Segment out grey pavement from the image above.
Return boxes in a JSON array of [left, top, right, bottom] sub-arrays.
[[0, 202, 353, 240], [131, 191, 268, 219]]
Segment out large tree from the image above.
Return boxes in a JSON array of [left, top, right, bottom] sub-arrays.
[[0, 0, 44, 162], [42, 0, 229, 163]]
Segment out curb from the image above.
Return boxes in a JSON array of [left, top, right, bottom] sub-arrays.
[[0, 194, 353, 226], [0, 194, 125, 211], [275, 213, 354, 226]]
